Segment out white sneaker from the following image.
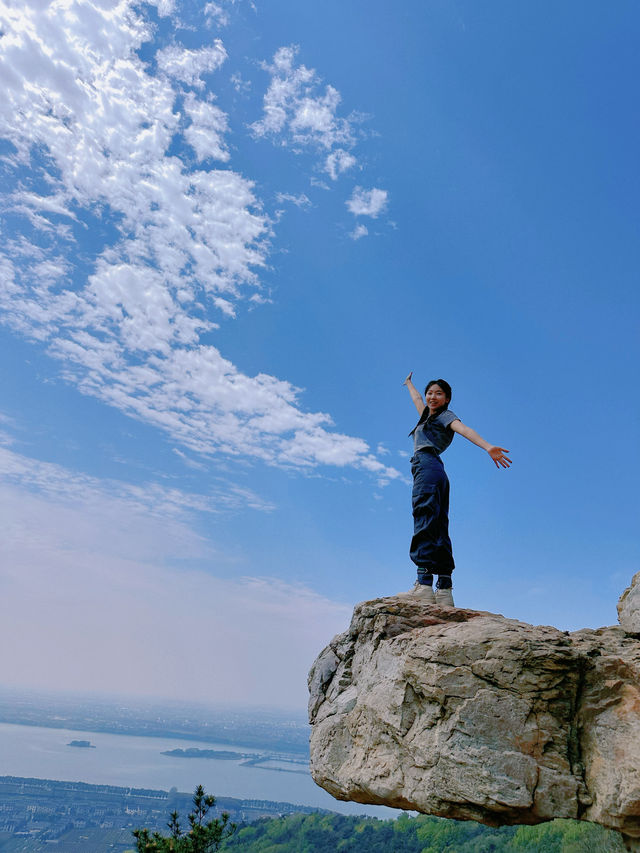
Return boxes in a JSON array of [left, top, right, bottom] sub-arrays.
[[435, 588, 455, 607], [403, 582, 435, 603]]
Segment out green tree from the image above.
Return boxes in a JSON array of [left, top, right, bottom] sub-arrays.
[[133, 785, 236, 853]]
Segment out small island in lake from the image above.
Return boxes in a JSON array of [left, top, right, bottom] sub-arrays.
[[67, 740, 95, 748], [161, 748, 248, 760], [160, 748, 309, 773]]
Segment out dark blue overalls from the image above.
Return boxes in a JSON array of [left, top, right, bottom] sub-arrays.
[[409, 408, 457, 587]]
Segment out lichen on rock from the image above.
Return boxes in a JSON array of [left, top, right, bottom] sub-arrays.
[[308, 591, 640, 850]]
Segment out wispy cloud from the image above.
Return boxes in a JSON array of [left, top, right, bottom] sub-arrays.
[[251, 45, 359, 180], [230, 71, 251, 94], [156, 42, 228, 88], [204, 1, 232, 28], [325, 149, 356, 181], [275, 192, 312, 208], [204, 0, 256, 26], [0, 1, 399, 482], [172, 447, 208, 471], [0, 444, 274, 516], [183, 92, 230, 161], [346, 186, 389, 218], [350, 224, 369, 240]]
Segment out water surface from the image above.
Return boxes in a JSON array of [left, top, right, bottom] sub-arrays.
[[0, 722, 395, 817]]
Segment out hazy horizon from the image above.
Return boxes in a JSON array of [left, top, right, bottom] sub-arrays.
[[0, 683, 311, 718]]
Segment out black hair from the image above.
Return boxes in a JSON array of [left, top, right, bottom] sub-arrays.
[[424, 379, 452, 406], [414, 379, 452, 427]]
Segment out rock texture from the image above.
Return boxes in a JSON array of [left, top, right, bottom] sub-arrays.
[[308, 596, 640, 850], [618, 572, 640, 635]]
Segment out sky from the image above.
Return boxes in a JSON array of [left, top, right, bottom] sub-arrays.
[[0, 0, 639, 711]]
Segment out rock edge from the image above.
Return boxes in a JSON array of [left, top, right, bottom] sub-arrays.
[[309, 596, 640, 850]]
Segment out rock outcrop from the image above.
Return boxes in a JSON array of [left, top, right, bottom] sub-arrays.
[[618, 572, 640, 636], [308, 587, 640, 850]]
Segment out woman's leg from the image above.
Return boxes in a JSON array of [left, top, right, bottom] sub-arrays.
[[436, 472, 454, 584], [434, 473, 455, 603], [410, 454, 455, 575]]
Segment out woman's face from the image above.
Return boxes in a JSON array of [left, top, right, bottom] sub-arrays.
[[425, 384, 449, 413]]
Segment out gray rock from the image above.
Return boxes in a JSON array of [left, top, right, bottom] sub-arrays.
[[308, 595, 640, 850], [618, 571, 640, 635]]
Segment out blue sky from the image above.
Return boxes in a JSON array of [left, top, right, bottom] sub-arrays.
[[0, 0, 638, 710]]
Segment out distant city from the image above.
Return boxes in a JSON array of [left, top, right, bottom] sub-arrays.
[[0, 687, 319, 852], [0, 775, 325, 852]]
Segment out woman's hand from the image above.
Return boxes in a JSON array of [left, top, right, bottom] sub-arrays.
[[403, 371, 413, 386], [487, 446, 512, 469]]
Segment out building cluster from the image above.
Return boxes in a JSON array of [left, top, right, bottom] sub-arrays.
[[0, 776, 322, 852]]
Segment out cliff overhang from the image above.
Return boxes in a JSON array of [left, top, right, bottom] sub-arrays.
[[308, 574, 640, 850]]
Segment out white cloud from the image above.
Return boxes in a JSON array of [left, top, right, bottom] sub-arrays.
[[275, 192, 312, 208], [310, 176, 330, 191], [156, 41, 227, 88], [183, 92, 230, 161], [248, 292, 272, 305], [230, 71, 251, 93], [172, 447, 208, 470], [0, 455, 349, 707], [155, 0, 176, 15], [0, 444, 273, 516], [0, 0, 399, 482], [325, 148, 356, 180], [204, 2, 230, 27], [350, 224, 368, 240], [251, 45, 357, 165], [204, 0, 254, 25], [346, 186, 389, 218]]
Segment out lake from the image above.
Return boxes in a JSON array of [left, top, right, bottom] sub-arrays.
[[0, 722, 396, 817]]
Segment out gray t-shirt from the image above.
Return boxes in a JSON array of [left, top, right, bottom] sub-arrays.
[[410, 408, 459, 455]]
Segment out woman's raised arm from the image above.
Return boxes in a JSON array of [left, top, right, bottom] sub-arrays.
[[403, 371, 425, 415], [450, 419, 512, 469]]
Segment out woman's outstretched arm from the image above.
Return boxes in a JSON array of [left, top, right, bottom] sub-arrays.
[[403, 371, 425, 415], [450, 420, 512, 469]]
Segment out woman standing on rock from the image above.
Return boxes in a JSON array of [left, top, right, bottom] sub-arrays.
[[403, 372, 511, 606]]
